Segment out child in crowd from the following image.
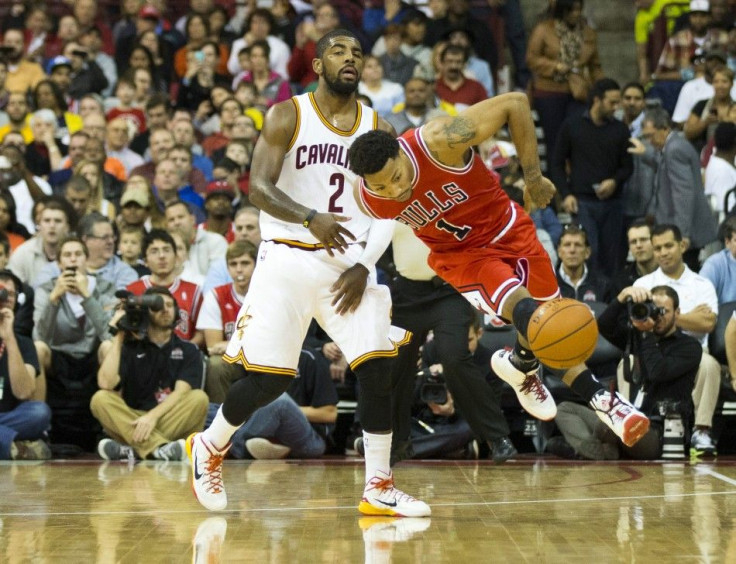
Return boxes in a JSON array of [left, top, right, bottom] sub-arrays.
[[105, 75, 147, 135], [117, 225, 149, 276]]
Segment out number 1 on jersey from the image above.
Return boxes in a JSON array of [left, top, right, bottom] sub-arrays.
[[436, 218, 471, 241], [328, 173, 344, 213]]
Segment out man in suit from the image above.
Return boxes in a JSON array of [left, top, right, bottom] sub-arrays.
[[640, 107, 718, 270]]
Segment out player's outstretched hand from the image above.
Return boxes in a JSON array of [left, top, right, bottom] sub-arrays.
[[309, 213, 356, 256], [330, 263, 369, 315], [524, 176, 556, 211]]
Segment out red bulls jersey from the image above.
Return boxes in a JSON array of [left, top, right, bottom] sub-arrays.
[[358, 126, 518, 254], [213, 283, 243, 341], [127, 276, 202, 341]]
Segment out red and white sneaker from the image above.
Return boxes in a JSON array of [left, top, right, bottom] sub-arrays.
[[187, 433, 231, 511], [491, 349, 557, 421], [359, 470, 431, 518], [590, 391, 650, 447]]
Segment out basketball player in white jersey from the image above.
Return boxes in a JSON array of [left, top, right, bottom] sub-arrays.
[[187, 29, 430, 518]]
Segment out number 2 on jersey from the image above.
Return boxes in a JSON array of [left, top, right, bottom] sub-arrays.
[[328, 173, 344, 213], [436, 218, 471, 241]]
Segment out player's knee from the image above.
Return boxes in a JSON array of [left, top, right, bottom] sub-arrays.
[[355, 358, 393, 399], [512, 298, 539, 340]]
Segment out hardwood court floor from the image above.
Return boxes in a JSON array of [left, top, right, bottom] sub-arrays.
[[3, 457, 736, 563]]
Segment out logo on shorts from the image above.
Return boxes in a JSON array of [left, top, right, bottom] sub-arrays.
[[235, 307, 253, 340]]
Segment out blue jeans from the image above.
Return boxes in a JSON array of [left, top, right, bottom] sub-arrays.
[[206, 394, 326, 459], [0, 401, 52, 459]]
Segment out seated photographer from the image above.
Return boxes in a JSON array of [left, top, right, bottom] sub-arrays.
[[33, 236, 117, 451], [204, 349, 338, 460], [126, 229, 203, 346], [633, 224, 720, 456], [196, 239, 257, 403], [0, 269, 52, 460], [552, 285, 700, 460], [91, 287, 209, 461]]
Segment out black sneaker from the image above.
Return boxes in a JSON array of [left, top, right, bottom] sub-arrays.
[[489, 436, 517, 463]]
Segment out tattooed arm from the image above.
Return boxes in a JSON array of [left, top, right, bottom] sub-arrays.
[[421, 93, 555, 209]]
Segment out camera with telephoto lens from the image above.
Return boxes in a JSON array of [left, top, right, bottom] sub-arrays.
[[114, 290, 164, 333], [627, 298, 666, 323], [417, 369, 448, 405]]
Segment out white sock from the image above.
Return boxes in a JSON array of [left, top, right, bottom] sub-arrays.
[[202, 406, 241, 451], [363, 431, 392, 486]]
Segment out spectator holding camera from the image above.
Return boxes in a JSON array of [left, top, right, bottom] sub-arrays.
[[683, 66, 734, 155], [91, 286, 208, 461], [0, 268, 51, 460], [33, 235, 117, 450], [553, 285, 700, 460]]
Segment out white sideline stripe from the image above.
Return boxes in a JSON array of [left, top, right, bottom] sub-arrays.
[[696, 466, 736, 487], [4, 490, 736, 518]]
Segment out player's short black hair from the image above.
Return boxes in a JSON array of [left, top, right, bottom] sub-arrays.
[[316, 29, 361, 59], [348, 130, 400, 177]]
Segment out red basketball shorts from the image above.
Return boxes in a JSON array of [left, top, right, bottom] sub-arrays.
[[428, 211, 560, 318]]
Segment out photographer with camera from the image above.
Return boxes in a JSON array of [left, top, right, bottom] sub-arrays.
[[633, 223, 721, 456], [33, 235, 117, 450], [553, 285, 700, 460], [599, 285, 700, 458], [91, 286, 208, 461], [399, 315, 508, 460]]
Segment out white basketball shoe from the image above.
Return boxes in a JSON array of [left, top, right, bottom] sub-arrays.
[[187, 433, 230, 511], [359, 470, 431, 517], [590, 390, 650, 447], [491, 349, 557, 421]]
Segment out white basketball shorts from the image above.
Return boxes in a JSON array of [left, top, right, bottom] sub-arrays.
[[224, 240, 410, 375]]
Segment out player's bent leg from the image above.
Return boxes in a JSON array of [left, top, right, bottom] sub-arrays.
[[492, 288, 556, 420], [188, 369, 293, 511], [552, 363, 650, 448], [355, 358, 430, 518]]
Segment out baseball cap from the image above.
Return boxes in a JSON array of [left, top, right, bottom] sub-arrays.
[[689, 0, 710, 13], [205, 180, 235, 201], [138, 5, 161, 20], [46, 56, 72, 75], [120, 189, 150, 208]]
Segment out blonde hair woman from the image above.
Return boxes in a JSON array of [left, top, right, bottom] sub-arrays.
[[73, 159, 117, 221]]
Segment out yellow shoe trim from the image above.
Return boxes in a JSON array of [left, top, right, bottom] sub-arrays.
[[358, 501, 398, 517]]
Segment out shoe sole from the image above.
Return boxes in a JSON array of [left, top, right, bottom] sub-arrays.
[[245, 438, 290, 459], [622, 414, 651, 447], [358, 500, 431, 518]]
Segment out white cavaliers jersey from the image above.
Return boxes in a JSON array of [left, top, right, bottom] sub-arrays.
[[259, 93, 378, 245]]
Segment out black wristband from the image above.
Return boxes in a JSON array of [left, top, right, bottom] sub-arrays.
[[302, 209, 317, 228]]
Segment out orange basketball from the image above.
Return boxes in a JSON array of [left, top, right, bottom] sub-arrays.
[[527, 298, 598, 370]]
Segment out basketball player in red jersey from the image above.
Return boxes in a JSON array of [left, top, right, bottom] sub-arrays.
[[348, 92, 650, 448]]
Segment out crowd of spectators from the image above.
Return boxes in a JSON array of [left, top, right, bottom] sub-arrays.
[[0, 0, 735, 463]]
